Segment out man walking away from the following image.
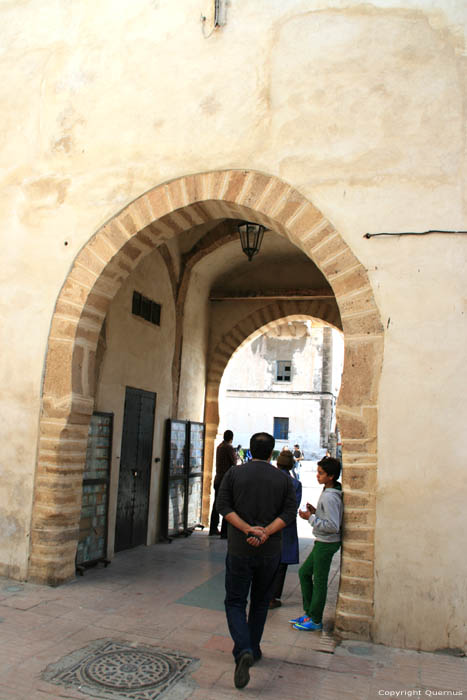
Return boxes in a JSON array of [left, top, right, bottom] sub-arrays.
[[217, 432, 297, 689], [209, 430, 237, 538]]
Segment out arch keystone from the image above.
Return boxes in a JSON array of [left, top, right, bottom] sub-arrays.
[[222, 170, 251, 204], [237, 171, 272, 209]]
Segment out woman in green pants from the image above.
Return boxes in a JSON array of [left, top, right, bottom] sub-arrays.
[[289, 457, 343, 631]]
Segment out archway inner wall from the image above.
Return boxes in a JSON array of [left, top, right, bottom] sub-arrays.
[[31, 169, 383, 642]]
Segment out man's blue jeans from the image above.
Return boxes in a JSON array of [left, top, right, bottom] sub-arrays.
[[224, 552, 281, 662]]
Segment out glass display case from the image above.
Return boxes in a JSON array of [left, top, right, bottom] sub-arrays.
[[76, 412, 112, 572], [165, 419, 205, 538]]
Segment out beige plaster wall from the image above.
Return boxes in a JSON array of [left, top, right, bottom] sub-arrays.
[[0, 0, 465, 650], [373, 235, 467, 651], [177, 268, 210, 422], [94, 248, 176, 552]]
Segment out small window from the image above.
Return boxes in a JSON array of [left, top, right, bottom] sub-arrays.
[[150, 303, 161, 325], [141, 296, 152, 322], [273, 417, 289, 441], [132, 291, 142, 315], [132, 291, 161, 326], [276, 360, 291, 382]]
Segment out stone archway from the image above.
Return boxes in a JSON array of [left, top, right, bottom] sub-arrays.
[[203, 300, 342, 517], [30, 169, 383, 640]]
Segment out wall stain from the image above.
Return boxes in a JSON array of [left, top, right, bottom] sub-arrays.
[[200, 94, 221, 115], [22, 175, 71, 207], [51, 107, 86, 156], [52, 135, 73, 154]]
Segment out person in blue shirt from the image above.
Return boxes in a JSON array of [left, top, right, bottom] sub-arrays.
[[269, 450, 302, 609]]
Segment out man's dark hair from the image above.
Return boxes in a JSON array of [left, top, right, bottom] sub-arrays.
[[250, 432, 275, 460], [317, 456, 341, 482], [223, 430, 233, 442]]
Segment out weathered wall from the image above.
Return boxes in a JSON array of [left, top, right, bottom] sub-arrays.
[[224, 325, 320, 392], [177, 268, 210, 422], [0, 0, 466, 651], [218, 324, 344, 457], [94, 248, 176, 552]]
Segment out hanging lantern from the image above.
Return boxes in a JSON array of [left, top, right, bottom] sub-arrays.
[[238, 222, 265, 262]]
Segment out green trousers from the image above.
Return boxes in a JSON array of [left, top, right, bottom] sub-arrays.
[[298, 540, 341, 623]]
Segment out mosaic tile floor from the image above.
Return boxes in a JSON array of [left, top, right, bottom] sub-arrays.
[[42, 639, 199, 700]]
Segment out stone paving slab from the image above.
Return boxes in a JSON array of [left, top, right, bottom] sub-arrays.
[[0, 532, 465, 700]]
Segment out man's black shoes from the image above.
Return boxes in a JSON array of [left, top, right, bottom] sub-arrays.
[[234, 651, 254, 689]]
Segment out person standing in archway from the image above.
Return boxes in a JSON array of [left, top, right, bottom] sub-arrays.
[[290, 456, 343, 631], [209, 430, 237, 538], [292, 444, 304, 480], [269, 449, 302, 609]]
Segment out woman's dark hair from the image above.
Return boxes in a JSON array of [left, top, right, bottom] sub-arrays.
[[276, 450, 294, 471], [223, 430, 233, 442], [250, 432, 275, 460], [317, 456, 341, 482]]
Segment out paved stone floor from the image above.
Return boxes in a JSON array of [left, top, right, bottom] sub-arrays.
[[0, 463, 466, 699], [0, 529, 466, 700]]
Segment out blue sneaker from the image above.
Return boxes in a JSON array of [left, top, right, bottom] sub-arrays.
[[288, 614, 307, 625], [293, 617, 323, 631]]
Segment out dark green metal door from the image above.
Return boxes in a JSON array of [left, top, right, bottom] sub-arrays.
[[115, 387, 156, 552]]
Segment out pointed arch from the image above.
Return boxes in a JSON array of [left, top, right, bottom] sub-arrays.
[[31, 169, 383, 642]]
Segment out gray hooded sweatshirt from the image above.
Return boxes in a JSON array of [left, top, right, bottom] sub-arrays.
[[307, 485, 343, 543]]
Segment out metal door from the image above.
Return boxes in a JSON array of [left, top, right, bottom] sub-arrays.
[[115, 387, 156, 552]]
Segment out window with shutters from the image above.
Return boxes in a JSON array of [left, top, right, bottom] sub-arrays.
[[273, 417, 289, 440], [276, 360, 292, 382], [132, 291, 161, 326]]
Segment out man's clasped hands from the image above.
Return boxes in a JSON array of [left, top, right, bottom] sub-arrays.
[[245, 526, 269, 547]]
